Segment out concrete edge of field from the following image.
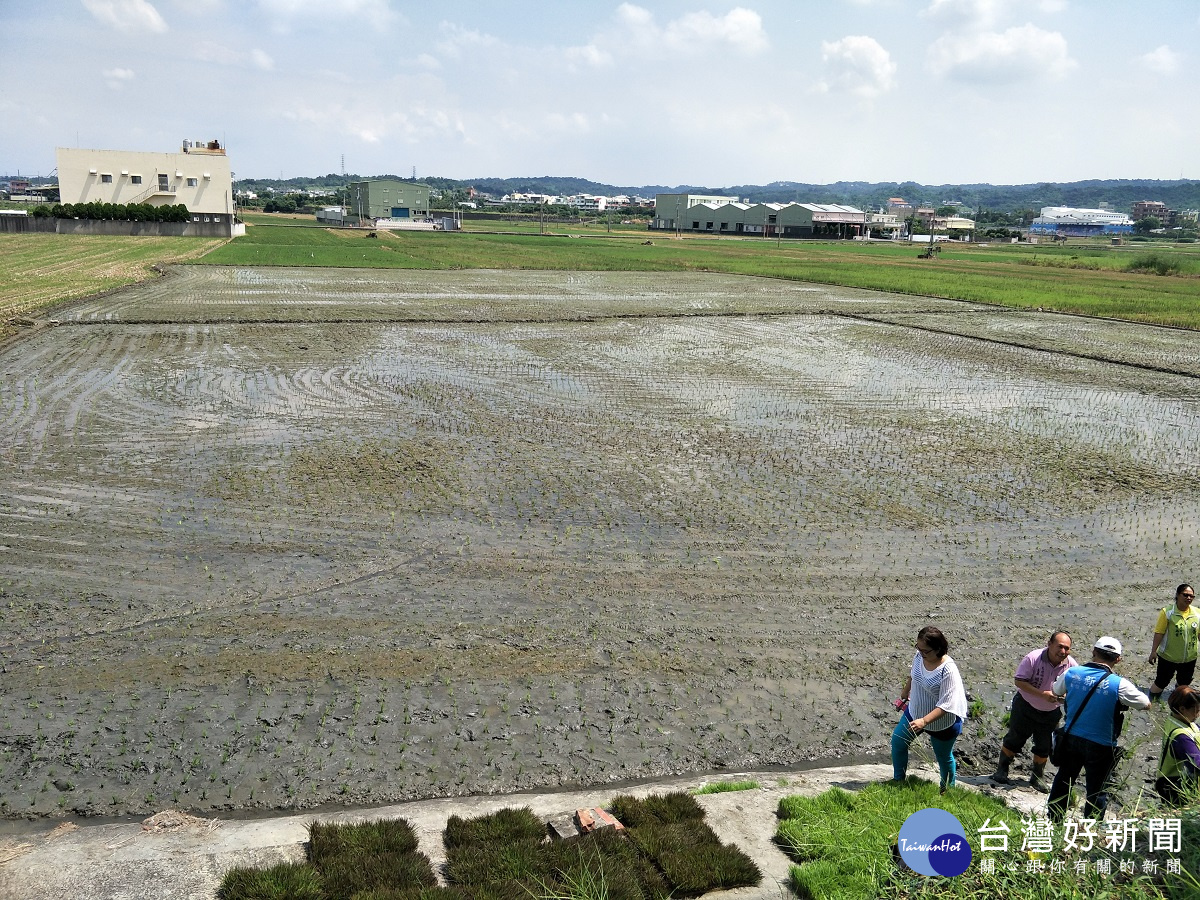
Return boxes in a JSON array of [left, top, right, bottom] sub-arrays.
[[0, 763, 1047, 900]]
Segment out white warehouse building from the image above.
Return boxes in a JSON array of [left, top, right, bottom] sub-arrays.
[[56, 139, 240, 235]]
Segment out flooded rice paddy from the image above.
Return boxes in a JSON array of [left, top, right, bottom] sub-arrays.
[[2, 266, 1199, 819]]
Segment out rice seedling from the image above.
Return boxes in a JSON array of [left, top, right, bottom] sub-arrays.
[[217, 861, 324, 900]]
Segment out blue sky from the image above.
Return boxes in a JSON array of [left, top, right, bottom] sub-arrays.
[[3, 1, 1198, 186]]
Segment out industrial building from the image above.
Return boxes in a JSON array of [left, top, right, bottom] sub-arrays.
[[651, 194, 865, 238], [1028, 206, 1133, 236], [55, 140, 239, 235], [651, 194, 740, 231], [345, 180, 431, 225]]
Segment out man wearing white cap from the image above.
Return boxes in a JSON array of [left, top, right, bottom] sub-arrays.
[[1047, 636, 1150, 822]]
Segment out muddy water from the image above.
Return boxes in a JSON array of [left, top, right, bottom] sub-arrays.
[[2, 267, 1199, 819]]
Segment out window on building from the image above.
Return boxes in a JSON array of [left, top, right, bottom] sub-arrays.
[[706, 222, 714, 230], [692, 221, 700, 229], [720, 222, 728, 230], [768, 215, 777, 224], [187, 178, 198, 187], [131, 175, 142, 185], [101, 174, 113, 183]]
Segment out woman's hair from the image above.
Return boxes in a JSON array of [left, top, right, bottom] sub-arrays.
[[1169, 685, 1200, 716], [917, 626, 948, 659], [1178, 584, 1194, 599]]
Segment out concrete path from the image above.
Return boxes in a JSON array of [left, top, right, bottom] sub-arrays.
[[0, 764, 1047, 900]]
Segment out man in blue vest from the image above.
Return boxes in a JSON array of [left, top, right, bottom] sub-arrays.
[[1047, 636, 1150, 823]]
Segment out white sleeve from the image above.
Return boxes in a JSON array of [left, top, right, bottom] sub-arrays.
[[1052, 673, 1067, 696], [1118, 677, 1150, 709]]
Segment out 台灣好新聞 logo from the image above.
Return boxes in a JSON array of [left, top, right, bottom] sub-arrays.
[[897, 808, 972, 877]]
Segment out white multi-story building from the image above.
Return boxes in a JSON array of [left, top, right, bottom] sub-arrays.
[[56, 139, 238, 234], [567, 195, 607, 211]]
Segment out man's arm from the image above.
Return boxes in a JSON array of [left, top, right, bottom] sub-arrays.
[[1117, 677, 1151, 709], [1052, 673, 1068, 697], [1015, 676, 1060, 705]]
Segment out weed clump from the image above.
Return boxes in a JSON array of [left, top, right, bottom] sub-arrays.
[[1124, 252, 1185, 276]]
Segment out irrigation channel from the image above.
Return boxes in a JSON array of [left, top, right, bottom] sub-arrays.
[[2, 266, 1199, 820]]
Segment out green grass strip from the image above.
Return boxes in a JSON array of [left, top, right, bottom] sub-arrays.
[[692, 779, 761, 795], [777, 778, 1200, 899]]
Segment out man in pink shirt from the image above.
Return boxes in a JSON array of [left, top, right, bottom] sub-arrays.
[[992, 631, 1077, 792]]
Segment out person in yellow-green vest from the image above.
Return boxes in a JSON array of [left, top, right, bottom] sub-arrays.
[[1155, 685, 1200, 805], [1149, 584, 1200, 702]]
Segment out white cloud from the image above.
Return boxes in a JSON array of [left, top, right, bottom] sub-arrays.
[[928, 24, 1075, 83], [102, 67, 136, 89], [283, 102, 466, 146], [564, 43, 614, 68], [435, 22, 500, 59], [1139, 44, 1180, 75], [190, 41, 275, 71], [543, 112, 595, 135], [82, 0, 168, 33], [575, 4, 768, 62], [662, 7, 768, 54], [257, 0, 398, 31], [922, 0, 1063, 28], [818, 35, 897, 98], [922, 0, 1002, 28], [166, 0, 223, 14], [192, 41, 240, 66]]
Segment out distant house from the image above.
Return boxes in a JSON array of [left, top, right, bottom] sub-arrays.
[[56, 139, 239, 235]]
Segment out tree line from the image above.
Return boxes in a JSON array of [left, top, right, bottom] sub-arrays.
[[230, 175, 1200, 215]]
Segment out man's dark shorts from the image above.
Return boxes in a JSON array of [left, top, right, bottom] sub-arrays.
[[1002, 692, 1063, 758], [1155, 658, 1197, 691]]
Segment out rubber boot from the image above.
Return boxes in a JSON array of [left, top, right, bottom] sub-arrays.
[[991, 751, 1012, 784], [1030, 760, 1051, 793]]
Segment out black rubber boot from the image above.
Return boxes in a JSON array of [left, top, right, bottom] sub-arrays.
[[1030, 760, 1051, 793], [991, 751, 1012, 784]]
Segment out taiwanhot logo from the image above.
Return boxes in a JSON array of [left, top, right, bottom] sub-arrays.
[[897, 808, 972, 877]]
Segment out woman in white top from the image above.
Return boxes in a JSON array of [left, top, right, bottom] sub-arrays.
[[891, 625, 970, 791]]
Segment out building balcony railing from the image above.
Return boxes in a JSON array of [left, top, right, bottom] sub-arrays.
[[128, 184, 178, 204]]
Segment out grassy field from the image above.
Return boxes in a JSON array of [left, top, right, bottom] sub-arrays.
[[0, 233, 226, 341], [5, 226, 1200, 338], [197, 224, 1200, 329]]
